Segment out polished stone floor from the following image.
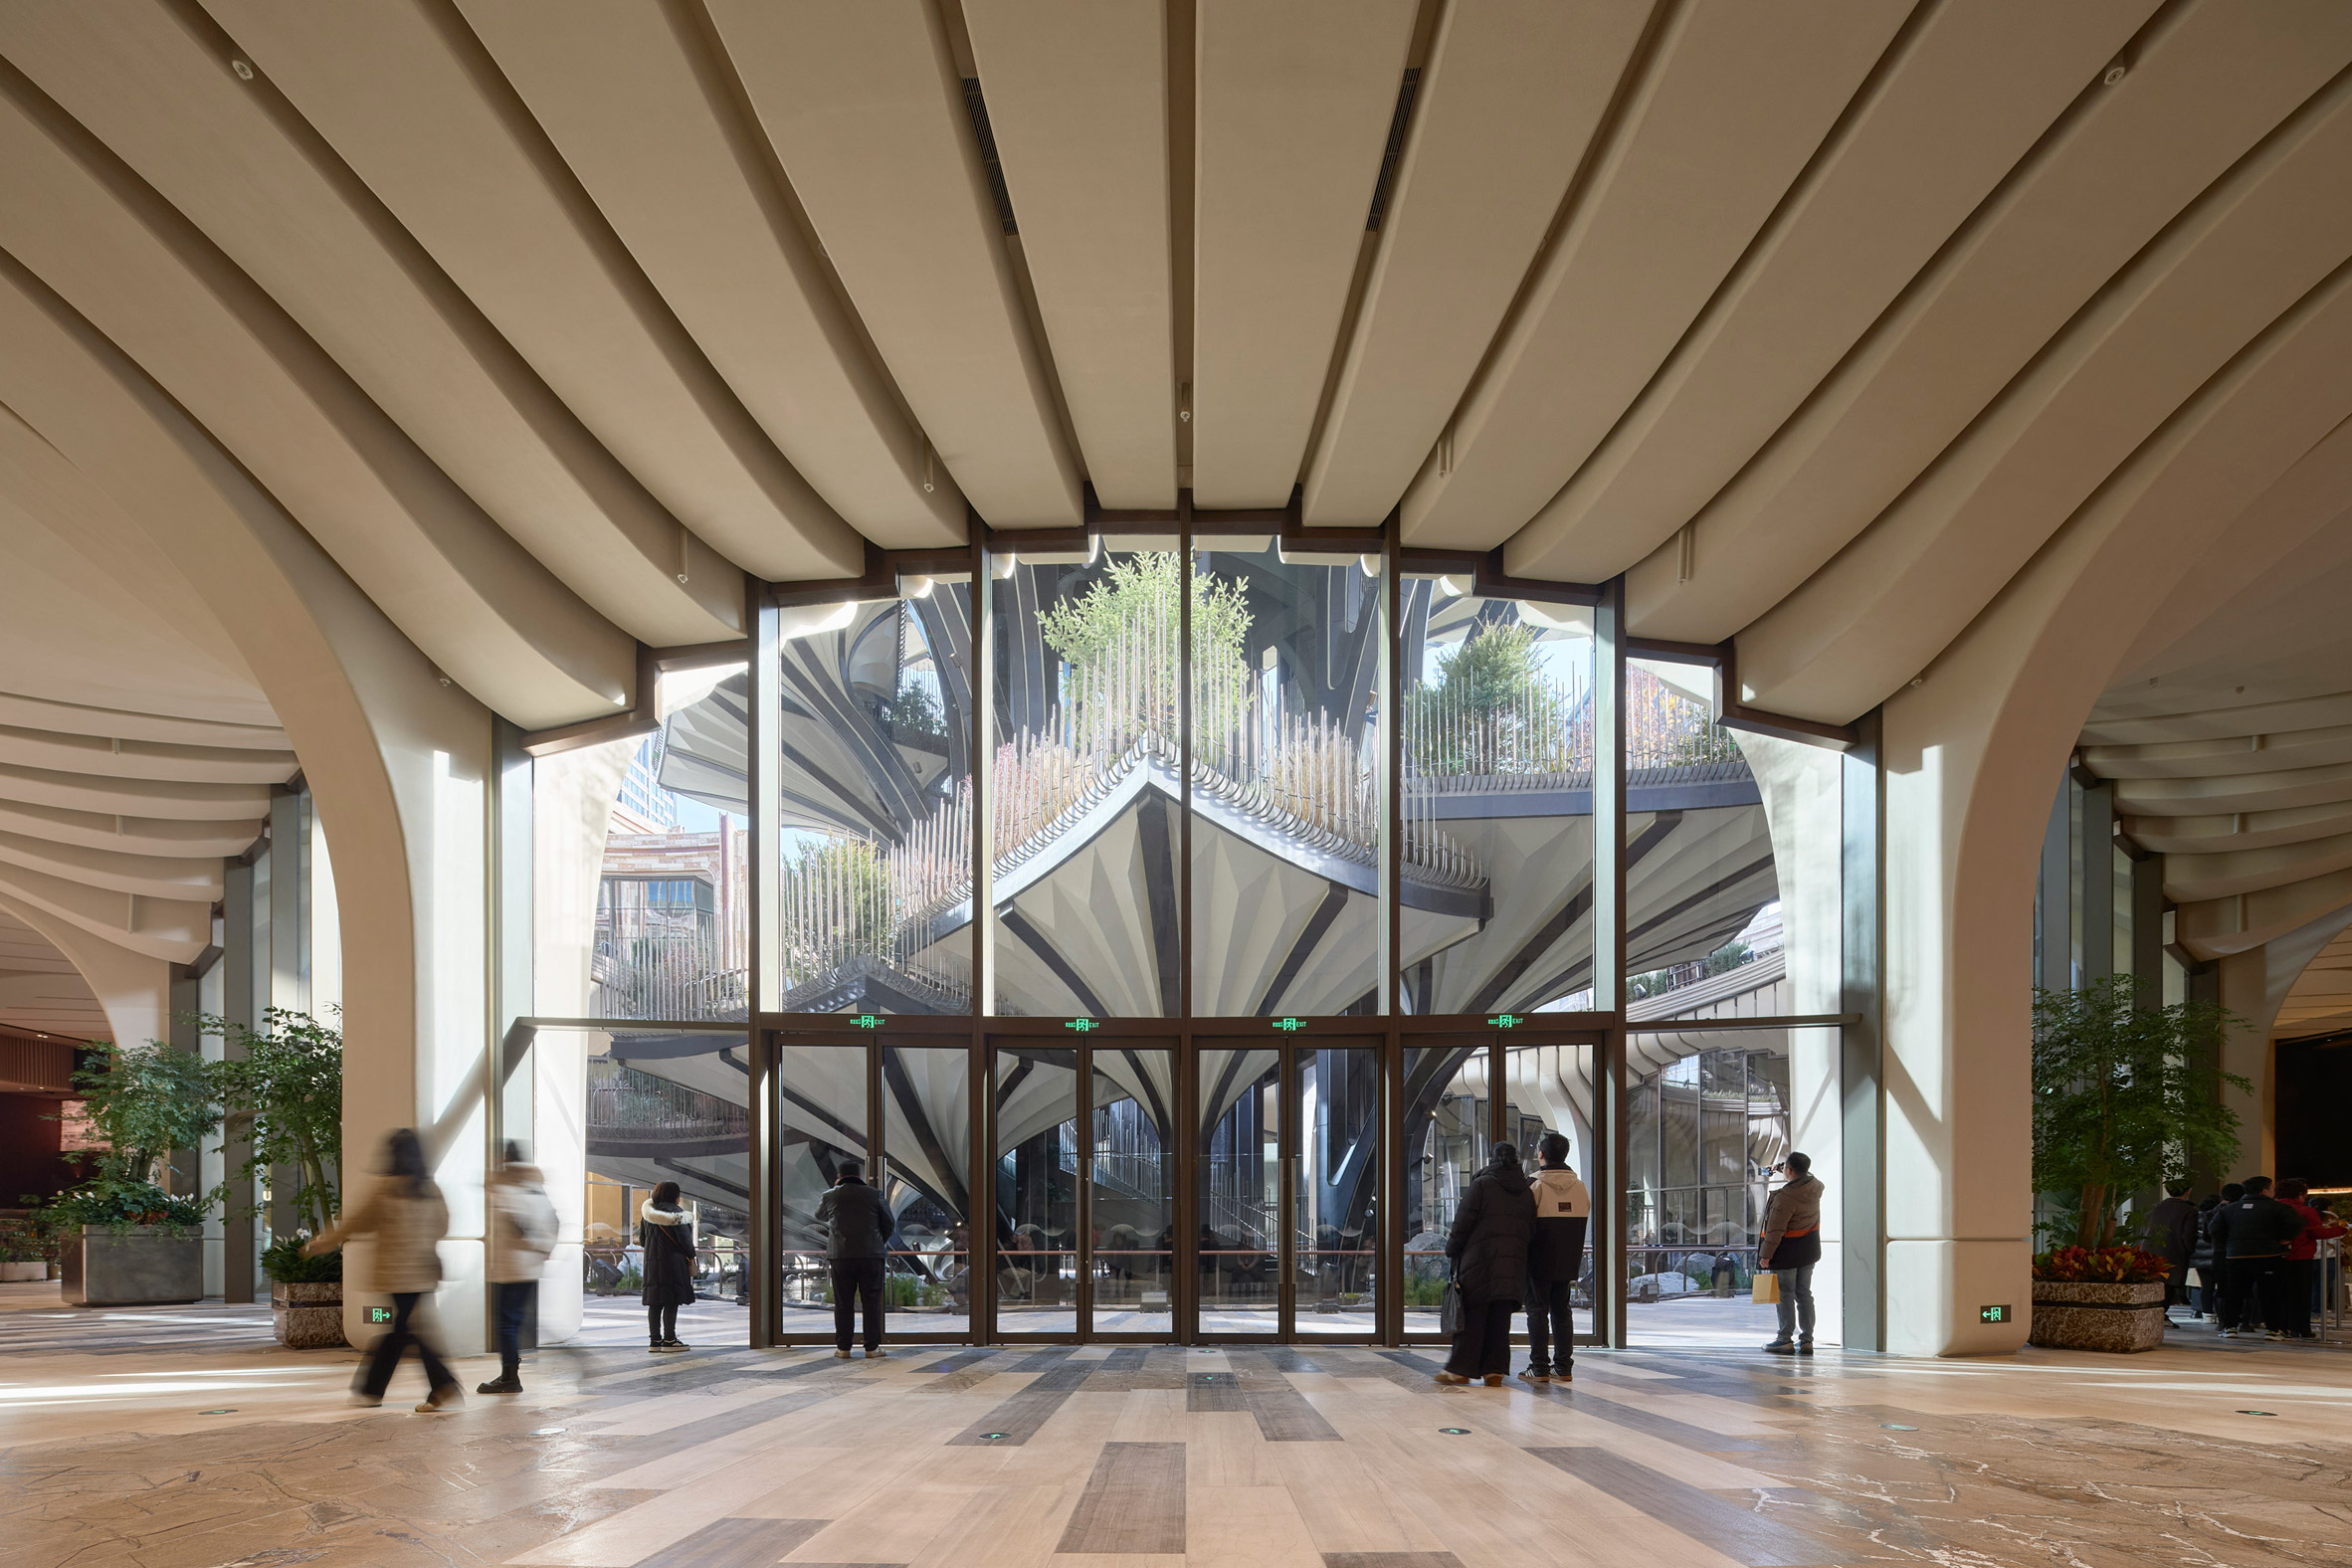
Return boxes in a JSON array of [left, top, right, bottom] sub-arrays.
[[5, 1283, 2351, 1568]]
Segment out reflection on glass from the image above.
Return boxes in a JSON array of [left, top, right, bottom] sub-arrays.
[[1090, 1049, 1176, 1334], [881, 1045, 972, 1332], [1401, 1042, 1485, 1329], [1198, 1049, 1279, 1333], [990, 546, 1181, 1016], [1503, 1042, 1599, 1341], [994, 1046, 1078, 1330], [581, 1030, 754, 1323], [1399, 587, 1593, 1014], [776, 1043, 866, 1331], [1189, 541, 1383, 1016], [1295, 1048, 1378, 1335]]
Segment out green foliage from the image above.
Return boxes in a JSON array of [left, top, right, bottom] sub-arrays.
[[1403, 1274, 1448, 1308], [262, 1234, 342, 1283], [196, 1008, 345, 1236], [66, 1040, 219, 1189], [0, 1214, 53, 1262], [2032, 1244, 2172, 1284], [1703, 940, 1752, 977], [38, 1176, 209, 1238], [1409, 621, 1578, 775], [883, 1272, 949, 1309], [2032, 977, 2248, 1249], [885, 679, 946, 740], [1038, 551, 1253, 730]]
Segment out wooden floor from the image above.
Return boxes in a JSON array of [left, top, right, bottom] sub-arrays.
[[5, 1286, 2351, 1567]]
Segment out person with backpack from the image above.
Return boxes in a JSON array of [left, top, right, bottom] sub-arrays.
[[639, 1181, 697, 1353], [480, 1142, 558, 1393], [306, 1127, 462, 1412], [1436, 1141, 1536, 1387], [2209, 1176, 2304, 1340], [816, 1157, 892, 1358], [1759, 1152, 1825, 1355], [1518, 1132, 1589, 1386]]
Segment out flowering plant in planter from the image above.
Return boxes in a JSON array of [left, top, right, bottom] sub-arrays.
[[2032, 1244, 2172, 1283]]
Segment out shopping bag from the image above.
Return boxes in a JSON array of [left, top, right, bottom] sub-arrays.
[[1752, 1271, 1780, 1305], [1439, 1276, 1463, 1334]]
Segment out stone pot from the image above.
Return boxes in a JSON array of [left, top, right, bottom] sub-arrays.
[[2029, 1279, 2168, 1352], [272, 1280, 348, 1348], [0, 1261, 47, 1281], [62, 1225, 203, 1306]]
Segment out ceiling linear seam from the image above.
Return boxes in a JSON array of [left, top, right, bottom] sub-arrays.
[[404, 0, 867, 575], [159, 0, 749, 639], [1499, 0, 1982, 581], [1616, 0, 2196, 640], [0, 57, 637, 713]]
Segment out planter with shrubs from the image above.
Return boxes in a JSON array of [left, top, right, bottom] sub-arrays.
[[2029, 1245, 2172, 1353], [264, 1236, 346, 1348]]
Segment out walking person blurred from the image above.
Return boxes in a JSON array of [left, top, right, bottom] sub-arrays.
[[2140, 1180, 2200, 1323], [2275, 1179, 2345, 1340], [480, 1142, 557, 1393], [1760, 1152, 1824, 1356], [816, 1157, 891, 1358], [307, 1128, 462, 1412], [640, 1181, 696, 1353], [1437, 1141, 1535, 1388], [1518, 1133, 1589, 1386]]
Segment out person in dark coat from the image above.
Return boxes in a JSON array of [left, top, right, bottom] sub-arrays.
[[2140, 1180, 2200, 1320], [1519, 1131, 1590, 1386], [816, 1157, 892, 1358], [1437, 1142, 1536, 1387], [1759, 1152, 1825, 1355], [2210, 1176, 2305, 1340], [2205, 1183, 2245, 1330], [639, 1180, 696, 1352], [2187, 1194, 2224, 1319]]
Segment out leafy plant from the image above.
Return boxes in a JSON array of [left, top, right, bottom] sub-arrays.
[[262, 1234, 342, 1284], [1039, 550, 1253, 735], [64, 1041, 220, 1190], [39, 1176, 209, 1238], [2032, 1245, 2173, 1284], [2032, 977, 2249, 1249], [884, 677, 946, 740], [0, 1214, 53, 1263], [194, 1007, 344, 1236]]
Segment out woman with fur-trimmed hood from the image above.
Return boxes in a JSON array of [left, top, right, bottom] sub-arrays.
[[639, 1181, 697, 1352]]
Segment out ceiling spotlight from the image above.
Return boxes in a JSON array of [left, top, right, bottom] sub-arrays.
[[231, 58, 254, 81], [2102, 63, 2127, 86]]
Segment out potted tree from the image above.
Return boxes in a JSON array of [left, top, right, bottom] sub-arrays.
[[50, 1042, 217, 1305], [0, 1214, 52, 1281], [2030, 977, 2247, 1350], [203, 1007, 345, 1347]]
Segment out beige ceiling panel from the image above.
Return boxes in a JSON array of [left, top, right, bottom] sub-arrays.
[[963, 0, 1176, 509], [2177, 865, 2352, 958], [0, 798, 263, 860], [706, 0, 1080, 528], [1191, 0, 1417, 508], [0, 725, 295, 785], [2087, 691, 2352, 746], [1626, 2, 2352, 644], [0, 862, 208, 964], [1521, 0, 2155, 582], [2161, 830, 2352, 904], [0, 829, 227, 904], [1402, 0, 1904, 552], [0, 94, 633, 728], [204, 0, 863, 580], [2125, 801, 2352, 856], [0, 759, 272, 822], [0, 690, 284, 752], [2085, 724, 2352, 780], [0, 0, 745, 643], [458, 0, 963, 549], [1300, 0, 1649, 529], [2120, 757, 2352, 819], [1740, 67, 2352, 717]]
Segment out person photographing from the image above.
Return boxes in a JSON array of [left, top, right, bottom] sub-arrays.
[[1759, 1151, 1824, 1356]]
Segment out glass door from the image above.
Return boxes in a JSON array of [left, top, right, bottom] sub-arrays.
[[1197, 1041, 1381, 1341], [770, 1033, 976, 1345], [989, 1038, 1178, 1340]]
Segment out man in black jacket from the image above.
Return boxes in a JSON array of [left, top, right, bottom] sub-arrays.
[[2140, 1180, 2199, 1320], [816, 1159, 892, 1358], [2209, 1176, 2305, 1341]]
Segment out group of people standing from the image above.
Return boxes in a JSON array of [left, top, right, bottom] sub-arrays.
[[1437, 1139, 1825, 1382], [2152, 1175, 2344, 1341]]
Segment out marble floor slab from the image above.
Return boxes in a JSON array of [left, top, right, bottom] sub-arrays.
[[4, 1284, 2350, 1567]]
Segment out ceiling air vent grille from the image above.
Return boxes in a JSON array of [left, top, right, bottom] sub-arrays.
[[1365, 68, 1422, 232], [961, 77, 1019, 235]]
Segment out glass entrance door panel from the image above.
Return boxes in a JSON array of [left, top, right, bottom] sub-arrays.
[[1198, 1049, 1281, 1334], [1087, 1048, 1176, 1335], [1503, 1040, 1601, 1343], [1293, 1046, 1378, 1336], [993, 1046, 1080, 1334], [1401, 1040, 1487, 1338], [880, 1045, 973, 1337], [776, 1043, 869, 1339]]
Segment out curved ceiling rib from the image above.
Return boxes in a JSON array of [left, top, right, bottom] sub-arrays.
[[457, 0, 965, 549], [0, 0, 747, 647], [0, 902, 109, 1042], [203, 0, 864, 583], [962, 0, 1177, 510], [1300, 0, 1646, 530], [1189, 0, 1417, 510], [1402, 0, 1906, 552], [706, 0, 1082, 529]]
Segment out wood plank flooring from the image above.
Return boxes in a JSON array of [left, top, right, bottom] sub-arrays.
[[6, 1290, 2352, 1567]]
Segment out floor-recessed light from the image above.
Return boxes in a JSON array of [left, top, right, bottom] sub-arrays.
[[1880, 1424, 1917, 1431], [980, 1432, 1008, 1441], [200, 1408, 237, 1415], [531, 1426, 566, 1436], [1439, 1427, 1470, 1435], [2237, 1410, 2276, 1417]]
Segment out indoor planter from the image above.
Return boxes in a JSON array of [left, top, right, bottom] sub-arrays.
[[2029, 1246, 2171, 1353], [62, 1223, 203, 1305], [264, 1236, 346, 1348]]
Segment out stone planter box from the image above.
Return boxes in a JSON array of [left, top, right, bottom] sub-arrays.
[[272, 1280, 347, 1348], [61, 1225, 202, 1306], [2029, 1279, 2168, 1352], [1, 1261, 47, 1281]]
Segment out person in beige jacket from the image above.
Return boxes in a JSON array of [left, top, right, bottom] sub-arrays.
[[1758, 1151, 1825, 1356], [306, 1127, 461, 1411]]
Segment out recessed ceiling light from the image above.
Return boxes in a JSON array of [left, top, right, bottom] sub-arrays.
[[231, 59, 254, 81]]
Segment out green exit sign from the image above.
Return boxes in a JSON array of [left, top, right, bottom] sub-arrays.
[[368, 1305, 394, 1324], [1064, 1018, 1099, 1033], [1273, 1018, 1305, 1032], [850, 1014, 883, 1030], [1487, 1014, 1522, 1029], [1980, 1304, 2010, 1324]]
